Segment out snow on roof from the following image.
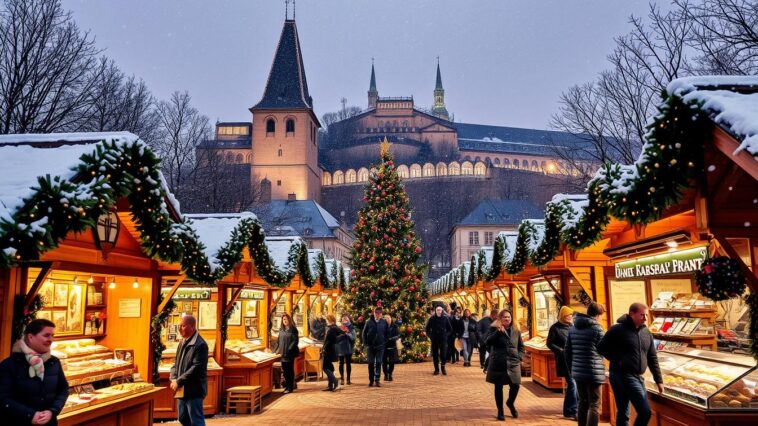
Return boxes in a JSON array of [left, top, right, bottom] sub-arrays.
[[264, 236, 302, 272], [307, 249, 323, 277], [551, 194, 589, 231], [526, 220, 545, 252], [481, 246, 494, 268], [185, 212, 256, 271], [316, 203, 340, 228], [666, 76, 758, 96], [498, 231, 519, 262]]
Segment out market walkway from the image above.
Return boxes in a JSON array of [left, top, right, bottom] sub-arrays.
[[168, 362, 611, 425]]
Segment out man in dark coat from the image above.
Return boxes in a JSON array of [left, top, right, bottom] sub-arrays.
[[565, 303, 606, 426], [361, 306, 388, 387], [425, 306, 452, 375], [547, 306, 577, 420], [477, 309, 498, 370], [0, 319, 68, 426], [170, 314, 208, 426], [448, 308, 463, 364], [598, 303, 664, 426]]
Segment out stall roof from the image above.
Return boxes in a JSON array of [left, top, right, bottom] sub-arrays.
[[185, 213, 257, 272]]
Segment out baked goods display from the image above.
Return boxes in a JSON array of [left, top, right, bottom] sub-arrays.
[[242, 350, 279, 363], [61, 383, 155, 414], [63, 357, 131, 376], [225, 339, 264, 354], [51, 338, 109, 358], [158, 357, 221, 373], [525, 336, 547, 349], [710, 372, 758, 409]]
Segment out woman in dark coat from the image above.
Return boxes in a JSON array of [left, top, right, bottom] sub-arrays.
[[336, 314, 355, 385], [460, 309, 479, 367], [321, 314, 344, 391], [0, 319, 69, 426], [275, 313, 300, 394], [485, 309, 524, 421], [382, 314, 400, 381], [547, 305, 577, 420]]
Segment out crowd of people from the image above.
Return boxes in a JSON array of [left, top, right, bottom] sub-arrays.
[[0, 301, 664, 426]]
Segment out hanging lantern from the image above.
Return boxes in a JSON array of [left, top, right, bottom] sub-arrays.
[[94, 211, 120, 259]]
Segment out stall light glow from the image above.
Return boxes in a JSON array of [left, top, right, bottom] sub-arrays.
[[132, 279, 139, 289], [109, 279, 116, 289], [73, 275, 78, 284], [87, 275, 94, 284], [45, 278, 52, 286], [665, 240, 679, 248]]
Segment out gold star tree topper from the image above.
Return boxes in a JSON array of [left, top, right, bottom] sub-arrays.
[[380, 136, 391, 157]]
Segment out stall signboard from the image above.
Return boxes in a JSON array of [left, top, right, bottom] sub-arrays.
[[239, 289, 265, 300], [614, 247, 707, 279], [162, 288, 212, 300]]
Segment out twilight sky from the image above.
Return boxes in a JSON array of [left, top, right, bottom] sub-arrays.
[[63, 0, 655, 129]]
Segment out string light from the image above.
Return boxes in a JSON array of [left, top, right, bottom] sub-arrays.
[[133, 278, 139, 289], [109, 278, 116, 289]]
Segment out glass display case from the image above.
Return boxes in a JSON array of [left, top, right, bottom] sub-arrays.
[[533, 282, 558, 337], [524, 336, 547, 349], [644, 348, 758, 410]]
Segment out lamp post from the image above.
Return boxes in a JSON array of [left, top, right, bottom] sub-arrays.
[[94, 211, 120, 259]]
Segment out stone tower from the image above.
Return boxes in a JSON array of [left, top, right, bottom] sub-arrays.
[[250, 18, 321, 202], [432, 59, 450, 121], [368, 61, 378, 109]]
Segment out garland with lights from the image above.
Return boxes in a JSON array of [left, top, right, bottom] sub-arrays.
[[506, 221, 534, 274], [220, 302, 239, 347], [530, 202, 564, 266], [695, 256, 747, 301], [11, 294, 44, 344], [746, 293, 758, 361], [150, 293, 177, 384]]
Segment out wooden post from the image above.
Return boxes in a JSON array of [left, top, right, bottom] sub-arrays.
[[24, 262, 54, 309]]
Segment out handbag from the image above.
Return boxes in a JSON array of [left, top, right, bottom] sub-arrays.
[[395, 338, 403, 352]]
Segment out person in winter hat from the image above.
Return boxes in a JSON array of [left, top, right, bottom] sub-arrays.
[[547, 306, 577, 420], [598, 303, 663, 426], [565, 302, 606, 426]]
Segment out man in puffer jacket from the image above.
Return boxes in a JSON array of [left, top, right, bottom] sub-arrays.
[[565, 302, 606, 426], [598, 303, 663, 426]]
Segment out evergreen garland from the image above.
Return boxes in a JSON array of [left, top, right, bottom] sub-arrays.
[[486, 234, 505, 281], [695, 256, 747, 301], [506, 221, 534, 274], [220, 302, 239, 347], [530, 201, 564, 266], [11, 294, 44, 344], [150, 294, 177, 384], [467, 257, 477, 287], [747, 293, 758, 361]]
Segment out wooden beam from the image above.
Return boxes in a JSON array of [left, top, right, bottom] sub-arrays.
[[567, 267, 593, 297], [711, 163, 744, 207], [24, 262, 54, 308], [513, 284, 529, 303], [224, 287, 244, 314], [713, 235, 758, 294], [157, 275, 185, 313], [712, 126, 758, 181]]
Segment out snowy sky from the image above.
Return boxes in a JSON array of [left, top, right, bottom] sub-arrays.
[[63, 0, 655, 129]]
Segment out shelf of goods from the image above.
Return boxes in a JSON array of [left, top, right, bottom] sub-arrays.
[[59, 384, 162, 426], [223, 339, 281, 397], [52, 339, 135, 386], [154, 339, 223, 419], [524, 336, 562, 391], [649, 295, 718, 351], [610, 348, 758, 426]]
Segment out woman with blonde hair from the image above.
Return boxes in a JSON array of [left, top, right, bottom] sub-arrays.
[[322, 314, 344, 391], [275, 313, 299, 394], [485, 309, 524, 421]]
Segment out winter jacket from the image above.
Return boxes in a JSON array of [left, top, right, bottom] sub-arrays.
[[322, 324, 344, 363], [477, 316, 495, 344], [0, 344, 69, 426], [565, 313, 606, 384], [276, 326, 300, 362], [425, 314, 452, 343], [336, 324, 356, 357], [546, 320, 571, 378], [598, 314, 663, 384], [170, 332, 209, 400], [362, 317, 389, 350], [384, 323, 401, 363], [450, 316, 464, 339], [310, 317, 326, 341], [461, 317, 479, 344], [485, 324, 524, 386]]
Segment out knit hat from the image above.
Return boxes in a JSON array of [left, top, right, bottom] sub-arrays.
[[559, 306, 575, 320]]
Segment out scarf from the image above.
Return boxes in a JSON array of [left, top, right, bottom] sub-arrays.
[[14, 339, 51, 380]]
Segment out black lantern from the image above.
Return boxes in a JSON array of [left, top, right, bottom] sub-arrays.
[[94, 211, 120, 258]]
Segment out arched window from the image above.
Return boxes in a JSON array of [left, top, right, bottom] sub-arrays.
[[423, 163, 435, 177], [322, 172, 332, 186], [346, 169, 357, 183], [448, 162, 461, 175], [236, 154, 243, 163], [436, 162, 447, 176], [474, 162, 486, 176], [333, 171, 344, 184], [503, 158, 509, 168], [485, 157, 492, 165], [410, 164, 422, 178], [397, 165, 409, 179], [540, 161, 547, 172], [523, 159, 529, 169], [461, 161, 474, 175], [246, 153, 253, 163], [475, 156, 481, 162], [513, 159, 520, 169], [266, 118, 275, 134], [226, 152, 234, 162], [531, 160, 539, 171], [493, 158, 501, 166], [278, 149, 283, 157], [286, 118, 295, 134], [358, 168, 369, 182]]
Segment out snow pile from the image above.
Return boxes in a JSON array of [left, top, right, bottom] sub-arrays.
[[264, 236, 303, 273], [185, 213, 256, 271], [551, 194, 589, 231]]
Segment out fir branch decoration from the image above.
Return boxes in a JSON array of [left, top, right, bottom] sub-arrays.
[[11, 294, 44, 344], [150, 294, 177, 384]]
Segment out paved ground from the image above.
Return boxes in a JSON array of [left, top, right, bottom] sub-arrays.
[[167, 361, 612, 425]]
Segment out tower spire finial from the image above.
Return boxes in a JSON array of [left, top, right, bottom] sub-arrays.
[[285, 0, 295, 20]]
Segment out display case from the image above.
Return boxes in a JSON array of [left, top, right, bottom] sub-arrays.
[[223, 338, 280, 397], [154, 355, 223, 420], [524, 336, 562, 391], [51, 339, 135, 386], [532, 282, 558, 338], [649, 291, 717, 350]]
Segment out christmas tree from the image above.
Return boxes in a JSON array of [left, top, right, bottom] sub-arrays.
[[345, 138, 430, 362]]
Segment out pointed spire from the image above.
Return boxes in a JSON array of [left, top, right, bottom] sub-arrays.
[[369, 59, 377, 92], [368, 58, 378, 109], [435, 56, 443, 90], [252, 19, 312, 110]]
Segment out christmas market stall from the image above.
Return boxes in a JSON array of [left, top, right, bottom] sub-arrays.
[[0, 132, 189, 426]]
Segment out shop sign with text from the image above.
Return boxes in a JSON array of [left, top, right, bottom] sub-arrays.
[[614, 247, 706, 279]]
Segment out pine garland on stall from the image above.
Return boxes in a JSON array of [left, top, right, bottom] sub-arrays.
[[506, 221, 534, 274], [11, 294, 44, 344], [150, 294, 177, 384], [487, 234, 505, 281], [343, 139, 430, 363], [531, 201, 564, 266], [747, 293, 758, 361]]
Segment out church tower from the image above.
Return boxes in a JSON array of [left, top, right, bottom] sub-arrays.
[[368, 61, 378, 109], [250, 16, 321, 202], [432, 59, 450, 121]]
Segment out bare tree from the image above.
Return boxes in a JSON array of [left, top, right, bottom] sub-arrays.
[[675, 0, 758, 75], [182, 147, 261, 213], [151, 91, 210, 201], [80, 57, 160, 142], [0, 0, 102, 134], [550, 4, 693, 187]]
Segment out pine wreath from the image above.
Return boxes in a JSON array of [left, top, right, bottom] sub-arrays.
[[695, 256, 746, 301]]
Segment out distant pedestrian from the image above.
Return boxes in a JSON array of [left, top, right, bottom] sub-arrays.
[[460, 309, 478, 367], [565, 302, 606, 426], [275, 313, 299, 394], [171, 314, 208, 426], [485, 309, 524, 421], [547, 306, 577, 420], [321, 314, 343, 392], [362, 306, 388, 387], [478, 309, 498, 371], [309, 314, 326, 341], [598, 303, 663, 426], [448, 308, 463, 364], [336, 314, 355, 385], [0, 319, 68, 426], [382, 314, 400, 381], [425, 306, 452, 375]]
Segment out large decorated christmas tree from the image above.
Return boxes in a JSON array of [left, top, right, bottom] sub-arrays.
[[345, 138, 430, 362]]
